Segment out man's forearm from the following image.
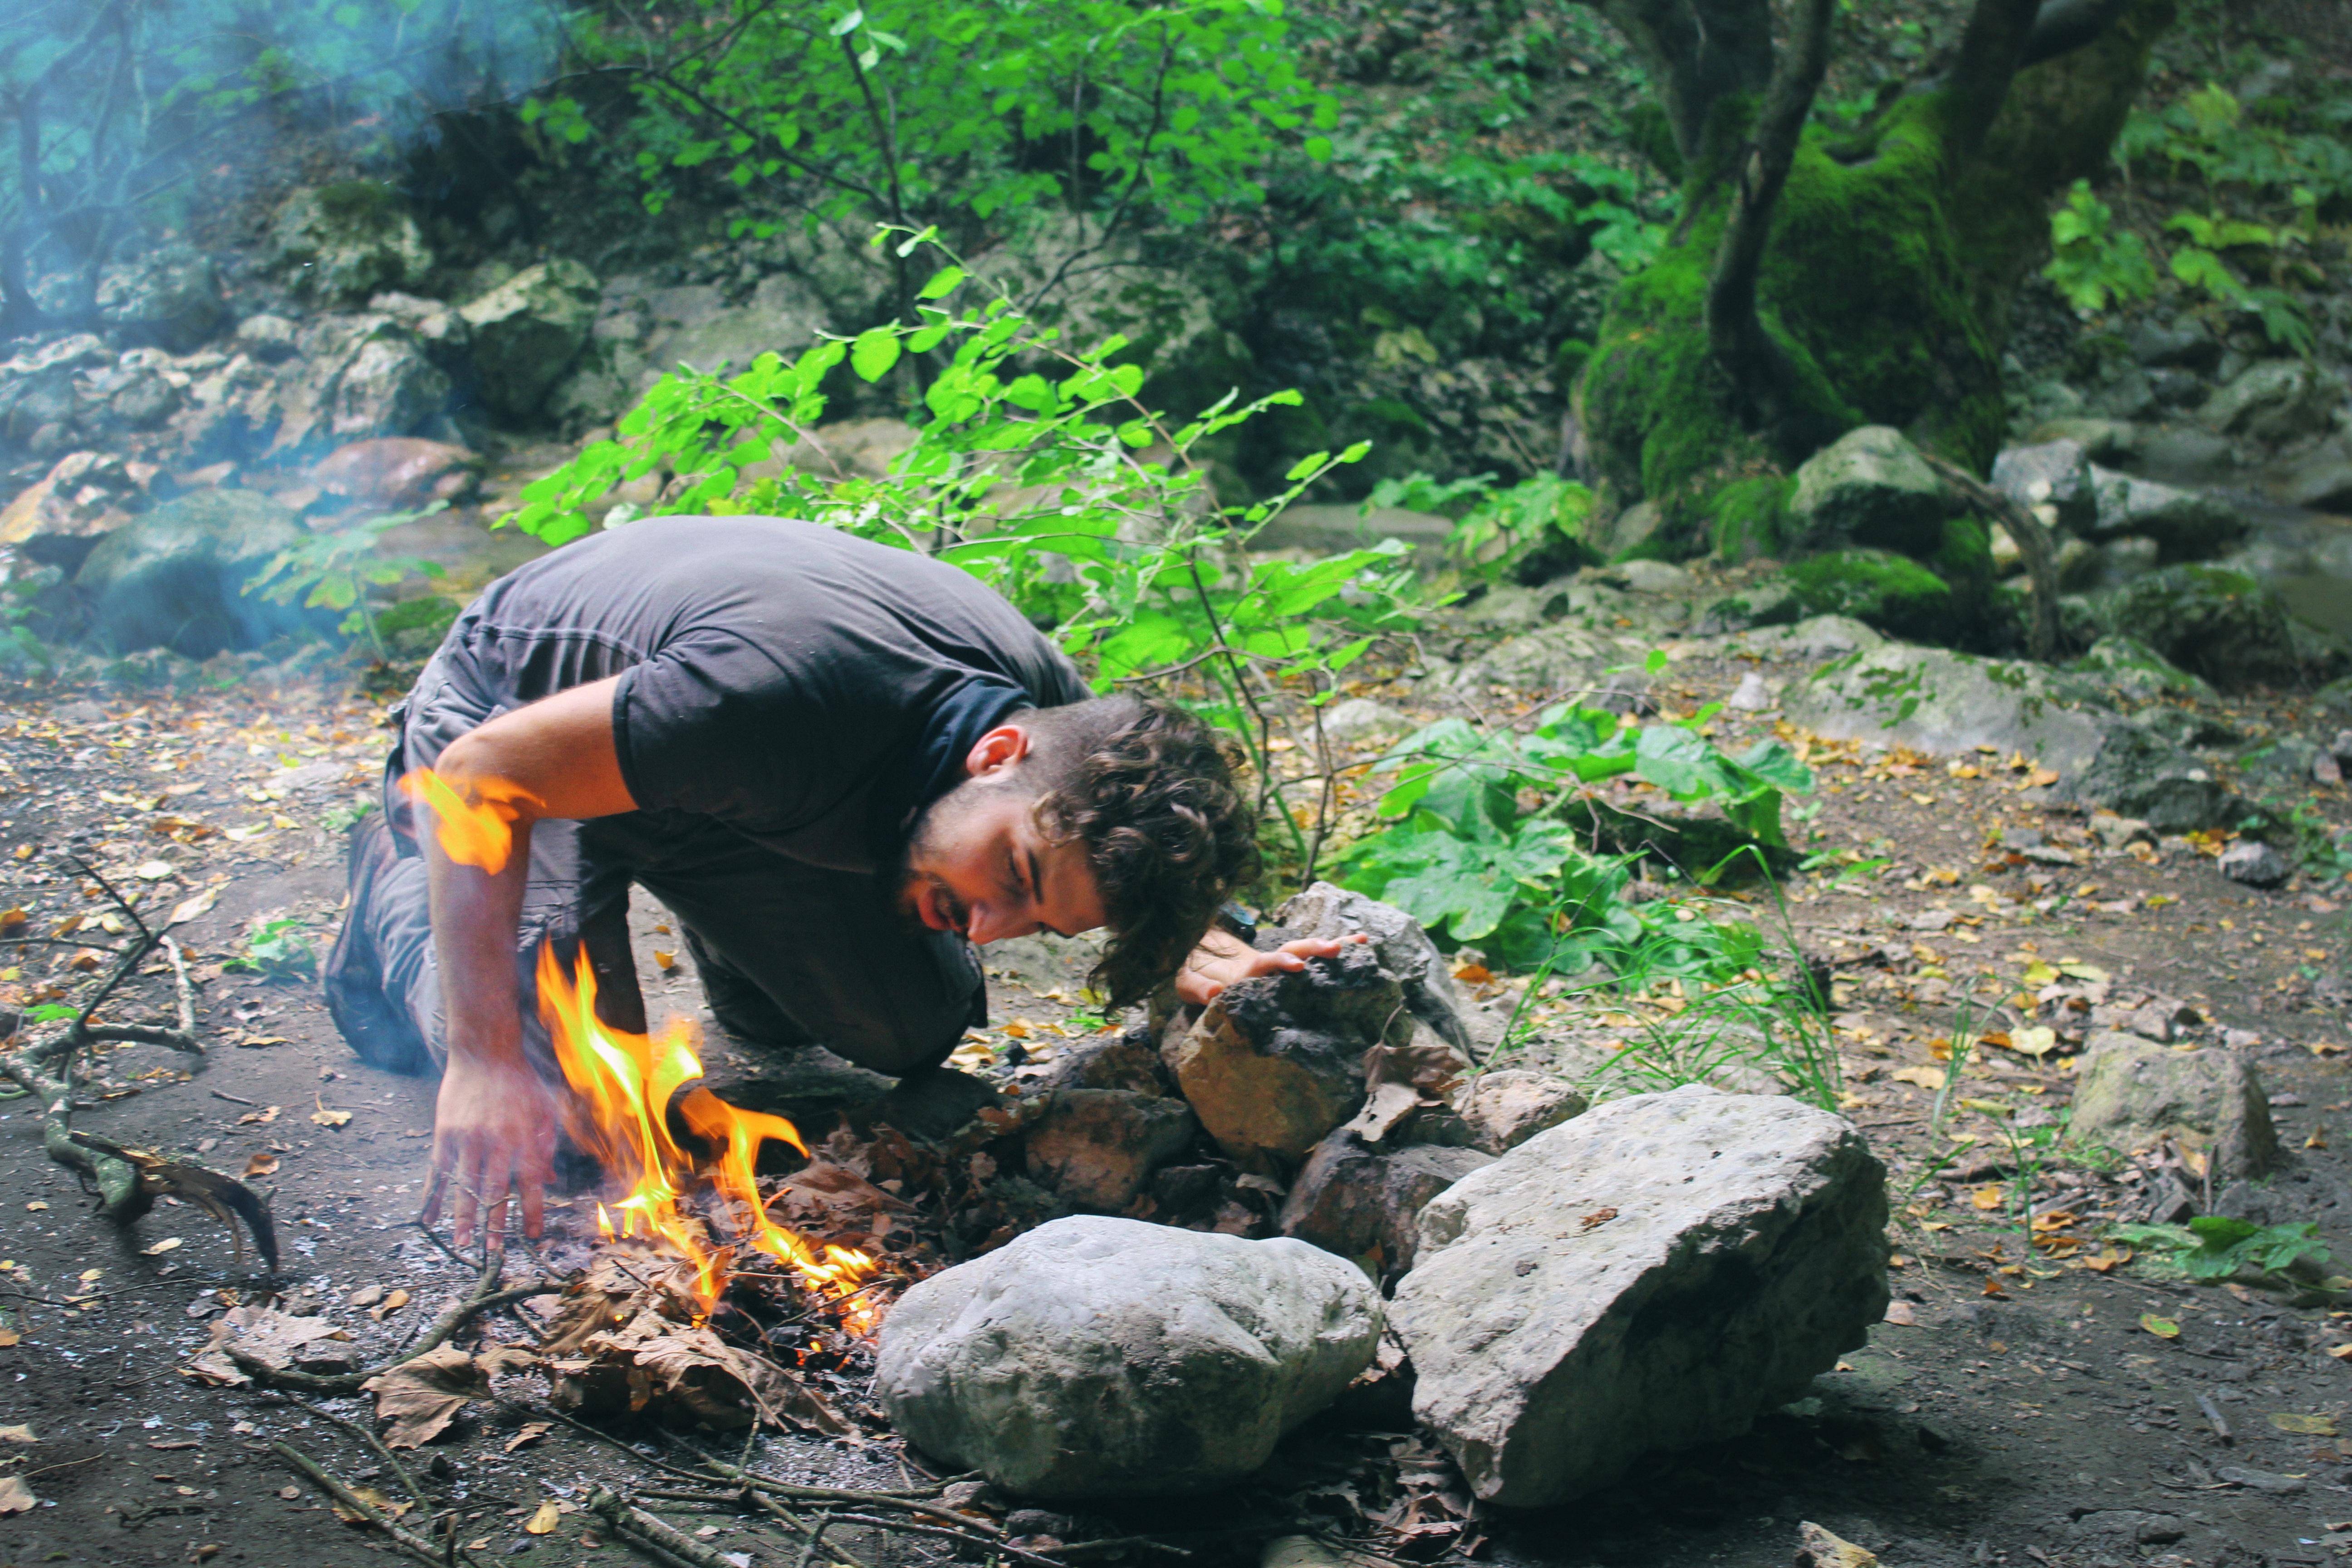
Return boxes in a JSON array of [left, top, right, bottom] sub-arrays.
[[424, 819, 534, 1065]]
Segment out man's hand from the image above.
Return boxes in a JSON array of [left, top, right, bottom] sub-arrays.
[[421, 1049, 559, 1250], [1175, 928, 1369, 1007]]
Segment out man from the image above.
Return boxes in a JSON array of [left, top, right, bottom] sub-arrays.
[[326, 514, 1344, 1247]]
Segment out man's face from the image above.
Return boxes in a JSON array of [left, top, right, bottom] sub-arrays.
[[897, 725, 1107, 944]]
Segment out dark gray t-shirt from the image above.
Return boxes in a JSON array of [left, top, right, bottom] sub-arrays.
[[398, 515, 1089, 872]]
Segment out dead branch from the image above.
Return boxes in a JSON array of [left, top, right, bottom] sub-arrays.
[[66, 1129, 278, 1268], [587, 1487, 750, 1568], [270, 1439, 483, 1568], [286, 1392, 431, 1514], [159, 934, 196, 1034], [1918, 451, 2063, 662]]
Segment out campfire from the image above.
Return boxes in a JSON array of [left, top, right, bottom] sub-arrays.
[[535, 941, 884, 1334]]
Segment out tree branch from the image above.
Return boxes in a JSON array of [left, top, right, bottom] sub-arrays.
[[1946, 0, 2047, 157], [1702, 0, 1835, 454]]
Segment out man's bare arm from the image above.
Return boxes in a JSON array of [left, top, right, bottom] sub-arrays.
[[417, 676, 637, 1248]]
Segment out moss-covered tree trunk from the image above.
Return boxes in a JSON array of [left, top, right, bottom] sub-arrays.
[[1572, 0, 2175, 559]]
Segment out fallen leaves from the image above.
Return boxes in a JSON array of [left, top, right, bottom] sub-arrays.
[[549, 1308, 846, 1436], [236, 1105, 281, 1126], [309, 1093, 352, 1128], [504, 1421, 553, 1455], [0, 1423, 33, 1443], [368, 1289, 410, 1322], [242, 1153, 279, 1177], [361, 1344, 537, 1449], [0, 1475, 39, 1514], [142, 1236, 183, 1256], [2140, 1313, 2181, 1339], [2271, 1413, 2339, 1436], [1891, 1065, 1946, 1090], [167, 886, 220, 926], [525, 1499, 563, 1535]]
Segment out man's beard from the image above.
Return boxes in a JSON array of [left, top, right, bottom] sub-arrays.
[[892, 790, 973, 938]]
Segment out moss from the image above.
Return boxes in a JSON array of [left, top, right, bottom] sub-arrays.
[[1786, 548, 1955, 639], [312, 179, 404, 230], [1707, 475, 1798, 559], [1582, 94, 2013, 545]]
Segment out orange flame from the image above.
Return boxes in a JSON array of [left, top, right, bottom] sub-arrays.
[[398, 769, 541, 875], [534, 945, 879, 1327]]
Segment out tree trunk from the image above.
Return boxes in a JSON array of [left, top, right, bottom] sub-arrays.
[[1573, 0, 2176, 564]]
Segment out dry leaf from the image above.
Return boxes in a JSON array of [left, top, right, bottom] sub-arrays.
[[2273, 1413, 2339, 1436], [78, 1269, 101, 1282], [362, 1345, 490, 1449], [238, 1105, 282, 1126], [0, 907, 24, 934], [653, 950, 676, 970], [25, 1201, 47, 1211], [1795, 1520, 1878, 1568], [2008, 1026, 2059, 1057], [0, 1423, 33, 1443], [2140, 1313, 2180, 1339], [142, 1237, 183, 1256], [1891, 1065, 1946, 1090], [0, 1475, 38, 1514], [243, 1153, 279, 1177], [224, 1306, 347, 1372], [504, 1421, 553, 1455], [1882, 1302, 1916, 1326], [310, 1093, 352, 1128], [1970, 1185, 2004, 1210], [167, 886, 220, 926], [0, 1329, 20, 1348], [235, 1036, 288, 1049], [525, 1499, 563, 1535], [368, 1289, 411, 1322]]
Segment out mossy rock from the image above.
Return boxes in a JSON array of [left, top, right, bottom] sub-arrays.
[[1784, 549, 1955, 641], [269, 182, 433, 305], [2076, 565, 2345, 692], [2069, 634, 2215, 701], [74, 489, 314, 658]]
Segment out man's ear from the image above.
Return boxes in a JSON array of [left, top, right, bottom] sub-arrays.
[[964, 723, 1035, 780]]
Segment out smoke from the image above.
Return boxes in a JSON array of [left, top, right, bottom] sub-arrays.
[[0, 0, 565, 325]]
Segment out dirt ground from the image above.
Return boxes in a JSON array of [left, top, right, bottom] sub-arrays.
[[1, 612, 2349, 1568]]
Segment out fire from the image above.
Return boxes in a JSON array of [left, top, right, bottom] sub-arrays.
[[534, 944, 881, 1329], [398, 768, 541, 875]]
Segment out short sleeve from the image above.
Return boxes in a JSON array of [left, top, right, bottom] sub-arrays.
[[612, 632, 820, 825]]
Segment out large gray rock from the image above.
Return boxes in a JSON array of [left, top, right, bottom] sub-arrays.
[[2072, 564, 2342, 691], [874, 1216, 1381, 1498], [2218, 838, 2291, 888], [2275, 439, 2352, 513], [1784, 644, 2235, 831], [2203, 358, 2340, 446], [269, 182, 433, 304], [268, 313, 450, 457], [74, 489, 307, 657], [1392, 1086, 1887, 1507], [1260, 882, 1470, 1052], [460, 259, 600, 417], [95, 244, 224, 352], [1279, 1132, 1491, 1279], [2070, 1033, 2279, 1178], [1023, 1088, 1197, 1212], [1788, 426, 1947, 556], [1990, 439, 2094, 531], [2068, 635, 2215, 701], [1164, 942, 1413, 1170], [2084, 466, 2247, 559]]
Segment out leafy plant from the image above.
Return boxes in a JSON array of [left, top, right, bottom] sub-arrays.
[[225, 917, 317, 982], [1333, 691, 1812, 972], [502, 230, 1416, 882], [242, 505, 452, 663], [2043, 180, 2158, 316], [2110, 1216, 2340, 1294]]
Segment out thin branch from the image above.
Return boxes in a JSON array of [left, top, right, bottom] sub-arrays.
[[271, 1441, 483, 1568], [227, 1260, 562, 1393]]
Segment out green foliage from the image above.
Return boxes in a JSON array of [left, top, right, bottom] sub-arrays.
[[225, 917, 317, 981], [501, 231, 1415, 877], [1364, 470, 1596, 582], [242, 506, 451, 663], [2043, 180, 2159, 314], [2111, 1217, 2337, 1290], [1333, 700, 1812, 974], [541, 0, 1330, 257]]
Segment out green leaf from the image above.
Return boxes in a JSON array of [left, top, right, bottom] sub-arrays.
[[829, 8, 864, 34], [850, 328, 902, 383], [917, 266, 965, 300]]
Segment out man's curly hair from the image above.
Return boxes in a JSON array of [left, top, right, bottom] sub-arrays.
[[1019, 695, 1259, 1009]]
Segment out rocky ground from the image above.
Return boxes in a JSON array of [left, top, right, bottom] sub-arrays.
[[2, 561, 2348, 1568]]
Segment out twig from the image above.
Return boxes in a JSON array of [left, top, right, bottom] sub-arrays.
[[585, 1486, 747, 1568], [158, 935, 195, 1034], [271, 1440, 480, 1568], [210, 1089, 257, 1107], [791, 1514, 833, 1568], [820, 1511, 1070, 1568], [2196, 1391, 2233, 1444], [287, 1392, 431, 1514]]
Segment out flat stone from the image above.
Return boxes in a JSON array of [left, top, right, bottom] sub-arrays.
[[1392, 1085, 1888, 1506], [2084, 466, 2248, 558], [1450, 1069, 1588, 1153], [2218, 838, 2291, 888], [2069, 1033, 2279, 1178], [875, 1216, 1381, 1498]]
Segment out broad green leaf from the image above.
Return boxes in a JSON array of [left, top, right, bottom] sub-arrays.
[[850, 328, 902, 382]]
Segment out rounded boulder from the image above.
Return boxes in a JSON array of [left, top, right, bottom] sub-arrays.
[[875, 1215, 1380, 1498]]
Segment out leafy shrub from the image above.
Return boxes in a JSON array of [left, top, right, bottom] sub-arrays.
[[242, 506, 451, 664], [1333, 691, 1812, 973], [2111, 1216, 2339, 1293], [1364, 470, 1597, 583], [2043, 180, 2158, 315]]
